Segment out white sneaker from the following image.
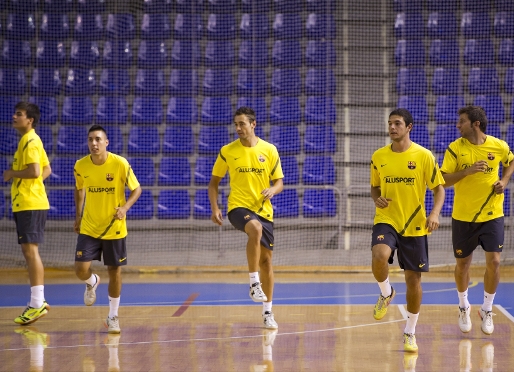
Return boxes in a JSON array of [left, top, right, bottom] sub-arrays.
[[263, 311, 278, 329], [478, 309, 495, 335], [263, 329, 278, 347], [84, 274, 100, 306], [249, 282, 267, 302], [104, 316, 121, 334], [458, 306, 472, 333]]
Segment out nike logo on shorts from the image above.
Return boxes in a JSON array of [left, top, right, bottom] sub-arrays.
[[418, 263, 426, 268], [119, 257, 127, 262]]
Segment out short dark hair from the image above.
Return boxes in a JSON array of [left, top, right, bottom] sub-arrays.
[[15, 101, 40, 128], [389, 108, 414, 127], [458, 105, 487, 132], [234, 106, 256, 123], [88, 124, 108, 137]]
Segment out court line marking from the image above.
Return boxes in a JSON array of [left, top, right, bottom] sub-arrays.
[[495, 304, 514, 323], [171, 293, 198, 317], [397, 304, 408, 320]]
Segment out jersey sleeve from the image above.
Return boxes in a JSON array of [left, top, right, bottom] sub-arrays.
[[74, 161, 84, 190], [24, 140, 41, 166], [41, 148, 50, 167], [212, 150, 228, 178], [370, 154, 380, 187], [425, 152, 445, 189], [500, 140, 514, 167], [270, 147, 284, 181], [124, 162, 140, 191], [440, 142, 459, 174]]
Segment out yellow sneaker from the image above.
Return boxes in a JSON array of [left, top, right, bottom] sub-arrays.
[[373, 287, 395, 320], [403, 353, 418, 371], [403, 333, 418, 353], [14, 301, 50, 325], [14, 326, 49, 347]]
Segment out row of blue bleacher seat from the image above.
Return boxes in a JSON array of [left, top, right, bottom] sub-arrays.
[[0, 124, 337, 156], [0, 12, 336, 40], [394, 0, 512, 12], [0, 39, 337, 68], [395, 39, 514, 66], [0, 68, 337, 97], [0, 96, 337, 125]]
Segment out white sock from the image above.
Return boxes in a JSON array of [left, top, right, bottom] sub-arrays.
[[30, 285, 45, 308], [458, 289, 470, 309], [263, 301, 272, 314], [249, 272, 260, 285], [108, 347, 120, 370], [378, 277, 392, 297], [482, 291, 495, 312], [109, 296, 120, 318], [85, 274, 97, 286], [404, 311, 419, 335]]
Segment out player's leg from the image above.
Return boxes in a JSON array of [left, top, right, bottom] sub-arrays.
[[260, 245, 277, 329], [102, 238, 126, 334], [75, 234, 102, 306]]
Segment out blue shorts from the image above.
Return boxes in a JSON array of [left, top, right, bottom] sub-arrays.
[[227, 208, 274, 251], [13, 210, 48, 244], [452, 217, 504, 258], [75, 234, 127, 266]]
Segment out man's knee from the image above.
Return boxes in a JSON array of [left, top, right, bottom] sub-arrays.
[[74, 262, 90, 277], [259, 247, 273, 268], [372, 244, 392, 263], [245, 220, 263, 239], [404, 270, 421, 288]]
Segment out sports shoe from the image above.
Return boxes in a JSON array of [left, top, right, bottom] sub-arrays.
[[481, 342, 494, 370], [458, 306, 472, 333], [84, 274, 100, 306], [14, 301, 50, 325], [263, 311, 278, 329], [403, 353, 418, 371], [249, 282, 267, 302], [104, 333, 121, 348], [263, 329, 278, 347], [403, 333, 418, 353], [14, 326, 48, 347], [478, 309, 495, 335], [373, 287, 396, 320], [104, 316, 121, 334], [459, 339, 472, 372]]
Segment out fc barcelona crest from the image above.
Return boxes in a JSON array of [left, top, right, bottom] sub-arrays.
[[487, 153, 495, 160], [106, 173, 114, 181], [408, 161, 416, 170], [258, 154, 265, 163]]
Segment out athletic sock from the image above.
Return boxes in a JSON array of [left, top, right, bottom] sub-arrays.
[[404, 311, 419, 335], [482, 291, 495, 312], [29, 285, 45, 308], [249, 272, 260, 286], [378, 277, 392, 297], [458, 289, 470, 309], [263, 301, 272, 315], [85, 274, 97, 286], [109, 296, 120, 318]]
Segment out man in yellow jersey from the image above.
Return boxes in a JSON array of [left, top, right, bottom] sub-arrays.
[[208, 106, 284, 329], [4, 102, 52, 325], [73, 125, 141, 334], [370, 108, 445, 352], [440, 106, 514, 335]]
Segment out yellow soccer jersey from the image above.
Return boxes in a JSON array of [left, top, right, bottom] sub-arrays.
[[11, 129, 50, 212], [212, 138, 284, 222], [74, 153, 140, 239], [441, 136, 514, 222], [371, 142, 445, 236]]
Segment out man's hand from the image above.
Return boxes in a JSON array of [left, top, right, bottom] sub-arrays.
[[425, 212, 440, 232], [74, 216, 82, 234], [374, 196, 392, 209], [114, 206, 128, 220], [211, 208, 223, 226], [493, 179, 508, 194], [261, 187, 276, 201], [3, 169, 13, 182], [466, 160, 489, 175]]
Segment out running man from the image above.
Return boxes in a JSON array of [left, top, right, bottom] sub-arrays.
[[208, 106, 284, 329], [73, 125, 141, 333]]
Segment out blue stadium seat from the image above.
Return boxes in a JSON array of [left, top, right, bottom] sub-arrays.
[[166, 97, 198, 125], [461, 12, 491, 39], [176, 0, 205, 13], [201, 97, 232, 125], [306, 13, 336, 40], [274, 0, 303, 13], [132, 97, 163, 125], [273, 189, 299, 218], [496, 0, 513, 11], [304, 125, 336, 154], [273, 13, 302, 39], [269, 126, 300, 155], [194, 189, 224, 219], [198, 126, 230, 155], [237, 69, 267, 97], [429, 39, 459, 66], [35, 125, 53, 154], [432, 68, 463, 95], [303, 189, 337, 218], [485, 123, 501, 139], [64, 68, 96, 96], [236, 97, 267, 124], [473, 95, 505, 124], [238, 40, 269, 68], [410, 124, 430, 149], [11, 0, 39, 12], [76, 0, 107, 13], [128, 157, 155, 186], [240, 13, 269, 39], [494, 12, 514, 38], [504, 189, 511, 217], [39, 13, 70, 40], [138, 40, 169, 68], [2, 40, 32, 67], [171, 40, 202, 68], [158, 157, 191, 186], [464, 39, 494, 66], [499, 39, 514, 66], [305, 96, 337, 126], [208, 0, 237, 14], [242, 0, 271, 13], [98, 69, 130, 96], [434, 124, 459, 153], [73, 14, 103, 40], [28, 96, 58, 125], [462, 0, 490, 12], [305, 68, 336, 96], [0, 69, 27, 96], [306, 0, 335, 13], [468, 68, 499, 95], [31, 68, 62, 96], [61, 96, 94, 125], [280, 156, 299, 185], [0, 97, 19, 125], [127, 126, 160, 156], [48, 189, 75, 220], [205, 40, 235, 68], [441, 187, 454, 217], [173, 13, 203, 40], [397, 95, 428, 126], [305, 40, 336, 67], [396, 68, 428, 95], [46, 157, 75, 186], [103, 40, 133, 68], [105, 14, 136, 40], [35, 41, 65, 67], [394, 0, 423, 11], [194, 156, 227, 185], [271, 69, 301, 97], [126, 189, 154, 220], [424, 188, 434, 213], [96, 96, 128, 125], [303, 156, 335, 185], [506, 68, 514, 94], [435, 95, 464, 125], [272, 40, 302, 68], [6, 13, 36, 40], [157, 190, 191, 219], [69, 41, 100, 68], [395, 39, 425, 66], [512, 98, 514, 124], [202, 69, 233, 97], [270, 96, 301, 125], [169, 69, 199, 96], [394, 12, 424, 40], [0, 125, 18, 155], [141, 14, 172, 40], [102, 125, 123, 154], [143, 0, 173, 13], [0, 159, 9, 186], [162, 126, 194, 155], [427, 12, 458, 39], [56, 125, 89, 155], [40, 0, 73, 12], [206, 13, 236, 40], [0, 190, 4, 219], [506, 124, 514, 149], [135, 69, 166, 96]]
